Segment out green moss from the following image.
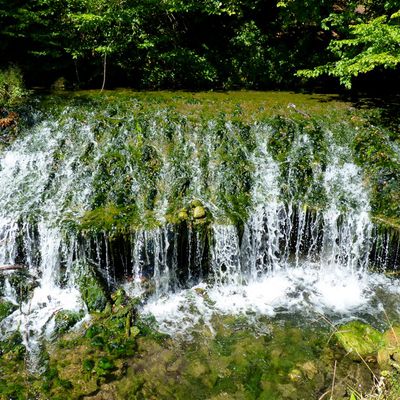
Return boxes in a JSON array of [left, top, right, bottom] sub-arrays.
[[54, 310, 84, 335], [31, 89, 400, 232], [352, 122, 400, 225], [335, 321, 384, 359], [80, 204, 142, 234], [73, 261, 109, 313], [377, 326, 400, 370], [0, 331, 25, 359]]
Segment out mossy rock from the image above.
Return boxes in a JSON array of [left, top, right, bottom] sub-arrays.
[[111, 288, 129, 307], [190, 199, 203, 208], [73, 261, 109, 313], [7, 270, 38, 304], [54, 310, 84, 335], [377, 326, 400, 370], [193, 205, 206, 219], [335, 321, 383, 359], [0, 331, 25, 359], [0, 299, 17, 321], [178, 208, 189, 220]]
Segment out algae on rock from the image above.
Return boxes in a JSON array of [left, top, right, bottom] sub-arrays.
[[73, 261, 109, 313], [335, 321, 384, 359]]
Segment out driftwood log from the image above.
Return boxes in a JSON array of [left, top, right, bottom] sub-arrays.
[[0, 264, 25, 271]]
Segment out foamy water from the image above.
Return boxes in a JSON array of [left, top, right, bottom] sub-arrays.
[[142, 265, 400, 335]]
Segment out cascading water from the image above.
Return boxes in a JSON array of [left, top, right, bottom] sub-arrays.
[[0, 116, 95, 360], [0, 98, 399, 352], [142, 122, 400, 334]]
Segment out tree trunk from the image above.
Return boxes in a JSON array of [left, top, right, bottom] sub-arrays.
[[101, 53, 107, 92]]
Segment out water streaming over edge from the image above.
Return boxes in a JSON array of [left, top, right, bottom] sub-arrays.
[[0, 103, 399, 354]]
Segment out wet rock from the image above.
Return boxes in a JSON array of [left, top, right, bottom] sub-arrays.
[[0, 274, 4, 295], [335, 321, 383, 359]]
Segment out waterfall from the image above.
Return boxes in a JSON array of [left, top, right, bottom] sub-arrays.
[[0, 101, 399, 344]]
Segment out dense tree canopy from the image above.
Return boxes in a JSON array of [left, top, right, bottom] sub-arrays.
[[297, 0, 400, 88], [0, 0, 399, 90]]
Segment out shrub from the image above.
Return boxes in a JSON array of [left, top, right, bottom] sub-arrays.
[[0, 66, 28, 108]]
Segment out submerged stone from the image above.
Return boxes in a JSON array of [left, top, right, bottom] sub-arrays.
[[335, 321, 383, 359], [299, 360, 318, 379]]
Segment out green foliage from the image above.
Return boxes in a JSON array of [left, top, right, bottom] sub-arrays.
[[297, 6, 400, 88], [0, 0, 340, 89], [54, 310, 84, 335], [0, 300, 17, 322], [0, 67, 28, 107]]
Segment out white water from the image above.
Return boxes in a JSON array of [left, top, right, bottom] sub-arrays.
[[141, 128, 400, 335], [144, 266, 400, 336], [0, 119, 91, 355]]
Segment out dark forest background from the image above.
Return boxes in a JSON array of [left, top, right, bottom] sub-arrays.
[[1, 0, 400, 92]]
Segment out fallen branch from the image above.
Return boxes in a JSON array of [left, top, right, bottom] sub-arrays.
[[0, 264, 25, 271]]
